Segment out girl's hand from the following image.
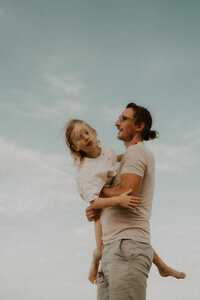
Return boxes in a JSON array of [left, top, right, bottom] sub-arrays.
[[117, 154, 124, 162], [118, 189, 141, 210]]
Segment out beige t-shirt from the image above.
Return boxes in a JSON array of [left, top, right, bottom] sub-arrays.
[[101, 141, 155, 245]]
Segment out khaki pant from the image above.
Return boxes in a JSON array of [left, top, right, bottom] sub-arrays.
[[97, 239, 153, 300]]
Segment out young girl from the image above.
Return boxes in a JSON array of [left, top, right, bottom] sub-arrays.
[[65, 119, 186, 284]]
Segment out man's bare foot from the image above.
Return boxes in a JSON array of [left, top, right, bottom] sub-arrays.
[[158, 264, 186, 279], [88, 248, 102, 284]]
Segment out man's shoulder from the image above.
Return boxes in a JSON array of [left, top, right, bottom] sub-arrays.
[[125, 142, 145, 156], [124, 142, 154, 163]]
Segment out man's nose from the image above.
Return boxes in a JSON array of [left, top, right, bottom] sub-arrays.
[[115, 119, 120, 126]]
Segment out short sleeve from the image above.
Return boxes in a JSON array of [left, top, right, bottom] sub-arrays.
[[121, 146, 146, 177], [75, 170, 107, 203], [78, 182, 104, 203]]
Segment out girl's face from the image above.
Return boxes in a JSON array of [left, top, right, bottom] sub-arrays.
[[70, 124, 98, 155]]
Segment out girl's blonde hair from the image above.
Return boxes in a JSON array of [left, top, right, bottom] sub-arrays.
[[65, 119, 97, 167]]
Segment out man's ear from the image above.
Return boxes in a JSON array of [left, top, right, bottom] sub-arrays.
[[136, 122, 145, 132]]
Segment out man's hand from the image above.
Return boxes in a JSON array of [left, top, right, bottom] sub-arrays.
[[85, 206, 102, 222]]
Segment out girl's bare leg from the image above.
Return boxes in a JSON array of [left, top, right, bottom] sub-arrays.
[[88, 218, 103, 284], [153, 250, 186, 279]]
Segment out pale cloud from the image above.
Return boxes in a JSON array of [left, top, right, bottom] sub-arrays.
[[44, 72, 85, 95], [0, 101, 14, 109], [183, 127, 200, 139], [1, 91, 87, 119], [27, 98, 87, 118], [139, 47, 197, 81], [101, 105, 122, 122], [0, 9, 4, 17], [150, 209, 200, 300], [0, 136, 79, 216], [148, 140, 199, 173]]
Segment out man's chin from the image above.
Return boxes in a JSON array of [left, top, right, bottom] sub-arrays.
[[117, 133, 123, 140]]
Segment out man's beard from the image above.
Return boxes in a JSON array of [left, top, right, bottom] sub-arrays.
[[117, 131, 134, 142]]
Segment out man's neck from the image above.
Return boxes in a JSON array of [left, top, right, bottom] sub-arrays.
[[124, 136, 143, 149]]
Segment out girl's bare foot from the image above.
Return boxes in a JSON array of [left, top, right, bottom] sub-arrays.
[[88, 261, 99, 284], [88, 248, 102, 284], [158, 263, 186, 279]]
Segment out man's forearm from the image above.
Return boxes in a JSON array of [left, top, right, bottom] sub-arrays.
[[102, 174, 142, 198]]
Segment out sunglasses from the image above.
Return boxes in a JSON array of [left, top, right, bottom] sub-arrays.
[[118, 115, 135, 122]]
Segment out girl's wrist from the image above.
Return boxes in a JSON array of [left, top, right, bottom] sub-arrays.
[[114, 196, 121, 206]]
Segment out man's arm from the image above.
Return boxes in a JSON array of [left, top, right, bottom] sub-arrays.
[[85, 183, 141, 222], [102, 173, 142, 197]]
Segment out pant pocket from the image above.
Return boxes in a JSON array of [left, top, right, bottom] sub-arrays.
[[118, 239, 140, 261], [97, 270, 105, 284]]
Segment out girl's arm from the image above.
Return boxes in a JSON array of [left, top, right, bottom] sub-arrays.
[[90, 189, 141, 210], [117, 154, 124, 162]]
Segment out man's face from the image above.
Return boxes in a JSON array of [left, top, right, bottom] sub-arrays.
[[115, 108, 137, 142]]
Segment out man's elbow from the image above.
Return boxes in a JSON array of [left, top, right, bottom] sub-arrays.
[[120, 185, 139, 197], [131, 190, 139, 197]]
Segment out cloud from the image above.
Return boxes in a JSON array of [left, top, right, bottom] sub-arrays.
[[0, 136, 79, 216], [139, 46, 197, 82], [0, 101, 14, 109], [149, 208, 200, 300], [101, 105, 122, 122], [183, 127, 200, 148], [27, 98, 87, 118], [44, 73, 85, 96], [183, 127, 200, 139], [1, 90, 87, 119], [148, 140, 199, 173], [1, 70, 88, 119], [0, 9, 4, 17]]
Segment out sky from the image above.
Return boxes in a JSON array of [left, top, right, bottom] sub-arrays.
[[1, 0, 200, 299]]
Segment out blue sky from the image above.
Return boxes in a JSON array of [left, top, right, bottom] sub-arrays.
[[1, 1, 200, 299]]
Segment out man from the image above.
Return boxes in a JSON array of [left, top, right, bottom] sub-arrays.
[[87, 102, 158, 300]]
